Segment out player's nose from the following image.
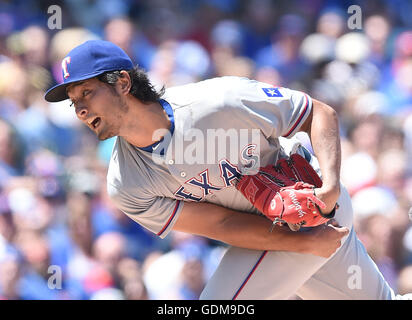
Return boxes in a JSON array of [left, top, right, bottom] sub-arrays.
[[75, 105, 88, 120]]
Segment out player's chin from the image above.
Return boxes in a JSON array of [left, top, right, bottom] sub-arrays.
[[95, 125, 117, 141], [97, 131, 116, 141]]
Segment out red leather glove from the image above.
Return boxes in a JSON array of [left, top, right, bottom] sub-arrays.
[[236, 154, 336, 229]]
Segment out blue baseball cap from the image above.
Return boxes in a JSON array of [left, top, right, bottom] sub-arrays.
[[45, 40, 134, 102]]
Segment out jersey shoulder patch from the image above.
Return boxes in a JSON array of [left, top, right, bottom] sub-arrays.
[[261, 87, 283, 98]]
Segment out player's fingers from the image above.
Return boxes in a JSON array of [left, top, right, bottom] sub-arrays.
[[287, 222, 301, 231], [328, 224, 349, 236], [327, 218, 340, 227]]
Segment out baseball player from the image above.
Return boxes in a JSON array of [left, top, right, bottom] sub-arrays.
[[45, 40, 409, 299]]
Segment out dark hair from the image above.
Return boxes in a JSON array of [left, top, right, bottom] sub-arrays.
[[97, 66, 164, 103]]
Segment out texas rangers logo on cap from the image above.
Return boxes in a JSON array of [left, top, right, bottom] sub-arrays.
[[62, 56, 71, 79]]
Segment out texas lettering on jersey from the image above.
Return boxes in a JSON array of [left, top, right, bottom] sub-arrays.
[[174, 143, 259, 201], [174, 159, 241, 201]]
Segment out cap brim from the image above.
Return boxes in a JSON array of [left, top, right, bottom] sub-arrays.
[[44, 82, 71, 102], [44, 71, 107, 103]]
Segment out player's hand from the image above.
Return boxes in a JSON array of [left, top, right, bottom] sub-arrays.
[[313, 186, 340, 216], [304, 223, 349, 258]]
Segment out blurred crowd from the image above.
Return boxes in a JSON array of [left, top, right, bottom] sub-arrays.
[[0, 0, 411, 299]]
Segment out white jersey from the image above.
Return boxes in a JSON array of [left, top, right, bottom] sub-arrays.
[[106, 76, 313, 238]]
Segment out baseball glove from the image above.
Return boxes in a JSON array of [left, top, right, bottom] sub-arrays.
[[236, 153, 337, 230]]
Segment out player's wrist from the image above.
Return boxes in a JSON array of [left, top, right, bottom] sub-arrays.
[[314, 184, 340, 213]]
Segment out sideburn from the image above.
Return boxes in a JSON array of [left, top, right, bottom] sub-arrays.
[[105, 82, 129, 114]]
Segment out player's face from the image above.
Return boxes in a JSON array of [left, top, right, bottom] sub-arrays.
[[67, 78, 128, 140]]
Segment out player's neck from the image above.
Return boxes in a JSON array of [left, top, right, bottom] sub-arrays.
[[119, 98, 171, 148]]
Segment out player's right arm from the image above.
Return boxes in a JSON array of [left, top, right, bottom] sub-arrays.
[[173, 201, 349, 258], [108, 162, 348, 258]]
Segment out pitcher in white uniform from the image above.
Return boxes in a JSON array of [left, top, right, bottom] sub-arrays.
[[45, 40, 409, 300]]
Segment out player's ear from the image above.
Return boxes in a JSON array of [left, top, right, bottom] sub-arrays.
[[117, 70, 132, 95]]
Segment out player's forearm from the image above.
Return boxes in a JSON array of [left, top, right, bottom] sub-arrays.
[[307, 99, 341, 203], [175, 202, 347, 257], [174, 201, 310, 253], [217, 210, 311, 253], [173, 202, 306, 252]]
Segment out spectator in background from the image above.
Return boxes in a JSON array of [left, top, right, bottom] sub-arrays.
[[142, 232, 223, 300], [10, 230, 63, 299], [0, 250, 23, 300], [92, 181, 169, 262], [241, 0, 275, 59], [178, 256, 206, 300], [104, 17, 156, 71], [116, 257, 148, 300], [377, 148, 407, 197], [0, 119, 22, 185], [364, 15, 391, 68], [64, 190, 97, 299], [254, 14, 308, 85], [0, 196, 15, 250], [397, 265, 412, 295], [92, 232, 126, 285], [379, 31, 412, 115], [354, 208, 398, 289], [0, 61, 30, 122]]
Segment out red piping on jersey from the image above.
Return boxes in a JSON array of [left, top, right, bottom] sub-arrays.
[[282, 94, 310, 138], [157, 200, 181, 237], [232, 250, 268, 300]]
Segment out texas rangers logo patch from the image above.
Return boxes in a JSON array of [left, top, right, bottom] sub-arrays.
[[262, 87, 283, 97]]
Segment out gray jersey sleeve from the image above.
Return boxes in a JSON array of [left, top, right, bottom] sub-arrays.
[[106, 137, 184, 239], [223, 77, 313, 139], [107, 182, 183, 239]]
